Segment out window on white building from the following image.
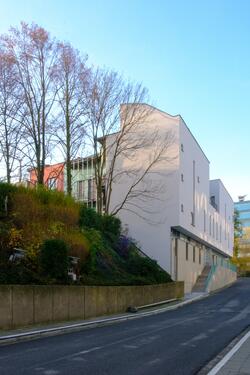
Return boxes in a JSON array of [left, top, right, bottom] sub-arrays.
[[181, 143, 184, 152], [191, 212, 195, 226], [193, 246, 196, 262], [181, 204, 184, 212], [181, 173, 184, 182], [186, 243, 189, 260], [77, 180, 84, 200]]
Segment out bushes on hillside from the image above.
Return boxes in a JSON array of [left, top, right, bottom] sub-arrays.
[[0, 183, 173, 286], [0, 183, 17, 217], [40, 239, 69, 282], [79, 205, 121, 246], [79, 205, 121, 245], [126, 253, 172, 284]]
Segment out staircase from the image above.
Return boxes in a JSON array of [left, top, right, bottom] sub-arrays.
[[192, 265, 211, 293]]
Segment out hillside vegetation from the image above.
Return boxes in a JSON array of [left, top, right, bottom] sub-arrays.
[[0, 183, 172, 285]]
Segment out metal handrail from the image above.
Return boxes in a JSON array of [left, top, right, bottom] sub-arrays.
[[205, 265, 217, 291], [205, 261, 237, 291]]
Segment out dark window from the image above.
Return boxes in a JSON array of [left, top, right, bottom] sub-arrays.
[[181, 204, 184, 212], [191, 212, 195, 226], [77, 180, 83, 199], [186, 243, 189, 260], [48, 178, 56, 190], [193, 246, 196, 262], [181, 143, 184, 152], [181, 173, 184, 182], [199, 249, 201, 264], [88, 179, 92, 201]]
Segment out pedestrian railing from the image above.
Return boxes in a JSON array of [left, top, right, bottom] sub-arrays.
[[205, 261, 237, 291]]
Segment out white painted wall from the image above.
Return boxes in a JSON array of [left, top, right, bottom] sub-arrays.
[[107, 104, 234, 279], [107, 106, 180, 272], [178, 119, 233, 257], [209, 179, 234, 256], [173, 236, 205, 293]]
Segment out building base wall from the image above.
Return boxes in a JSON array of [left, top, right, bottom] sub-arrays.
[[207, 266, 237, 292], [171, 232, 236, 294], [172, 236, 205, 293]]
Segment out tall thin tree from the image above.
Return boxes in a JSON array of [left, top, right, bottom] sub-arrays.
[[53, 43, 89, 195], [1, 22, 58, 185], [84, 68, 174, 217], [0, 49, 23, 183]]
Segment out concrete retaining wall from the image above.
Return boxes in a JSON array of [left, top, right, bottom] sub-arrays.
[[0, 282, 184, 330], [207, 266, 237, 293]]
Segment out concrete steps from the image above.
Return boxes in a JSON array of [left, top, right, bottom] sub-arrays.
[[192, 265, 211, 293]]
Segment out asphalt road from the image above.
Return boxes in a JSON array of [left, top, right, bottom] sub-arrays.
[[1, 278, 250, 375]]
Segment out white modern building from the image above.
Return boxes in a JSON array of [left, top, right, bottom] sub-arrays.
[[37, 104, 236, 293], [106, 104, 236, 293]]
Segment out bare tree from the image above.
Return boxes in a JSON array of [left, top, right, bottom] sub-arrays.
[[0, 49, 23, 183], [1, 22, 59, 185], [106, 111, 176, 222], [53, 42, 89, 195], [84, 68, 125, 213], [84, 68, 175, 218]]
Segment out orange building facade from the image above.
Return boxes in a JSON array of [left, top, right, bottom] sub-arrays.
[[29, 163, 65, 192]]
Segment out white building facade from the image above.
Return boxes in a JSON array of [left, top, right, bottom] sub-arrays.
[[107, 105, 236, 293]]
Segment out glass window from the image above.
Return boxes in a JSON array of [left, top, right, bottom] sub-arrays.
[[239, 212, 250, 220], [48, 178, 56, 190], [186, 243, 188, 260], [235, 202, 250, 212], [193, 246, 195, 262]]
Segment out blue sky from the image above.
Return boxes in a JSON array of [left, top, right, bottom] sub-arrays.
[[0, 0, 249, 201]]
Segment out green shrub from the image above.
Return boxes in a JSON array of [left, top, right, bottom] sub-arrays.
[[101, 215, 121, 244], [0, 183, 17, 216], [0, 255, 43, 284], [79, 206, 121, 245], [126, 253, 172, 284], [79, 205, 101, 230], [34, 186, 75, 206], [40, 239, 69, 282]]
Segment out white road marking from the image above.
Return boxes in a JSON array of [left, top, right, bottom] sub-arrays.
[[77, 346, 101, 355], [207, 330, 250, 375]]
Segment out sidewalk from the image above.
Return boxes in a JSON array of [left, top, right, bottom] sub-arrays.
[[208, 331, 250, 375], [0, 291, 208, 345]]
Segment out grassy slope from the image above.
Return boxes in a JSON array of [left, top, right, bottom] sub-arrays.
[[0, 183, 171, 285]]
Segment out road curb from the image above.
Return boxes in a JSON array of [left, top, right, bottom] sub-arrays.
[[0, 293, 209, 345], [197, 326, 250, 375]]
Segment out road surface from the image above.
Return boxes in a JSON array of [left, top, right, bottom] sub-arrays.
[[1, 278, 250, 375]]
